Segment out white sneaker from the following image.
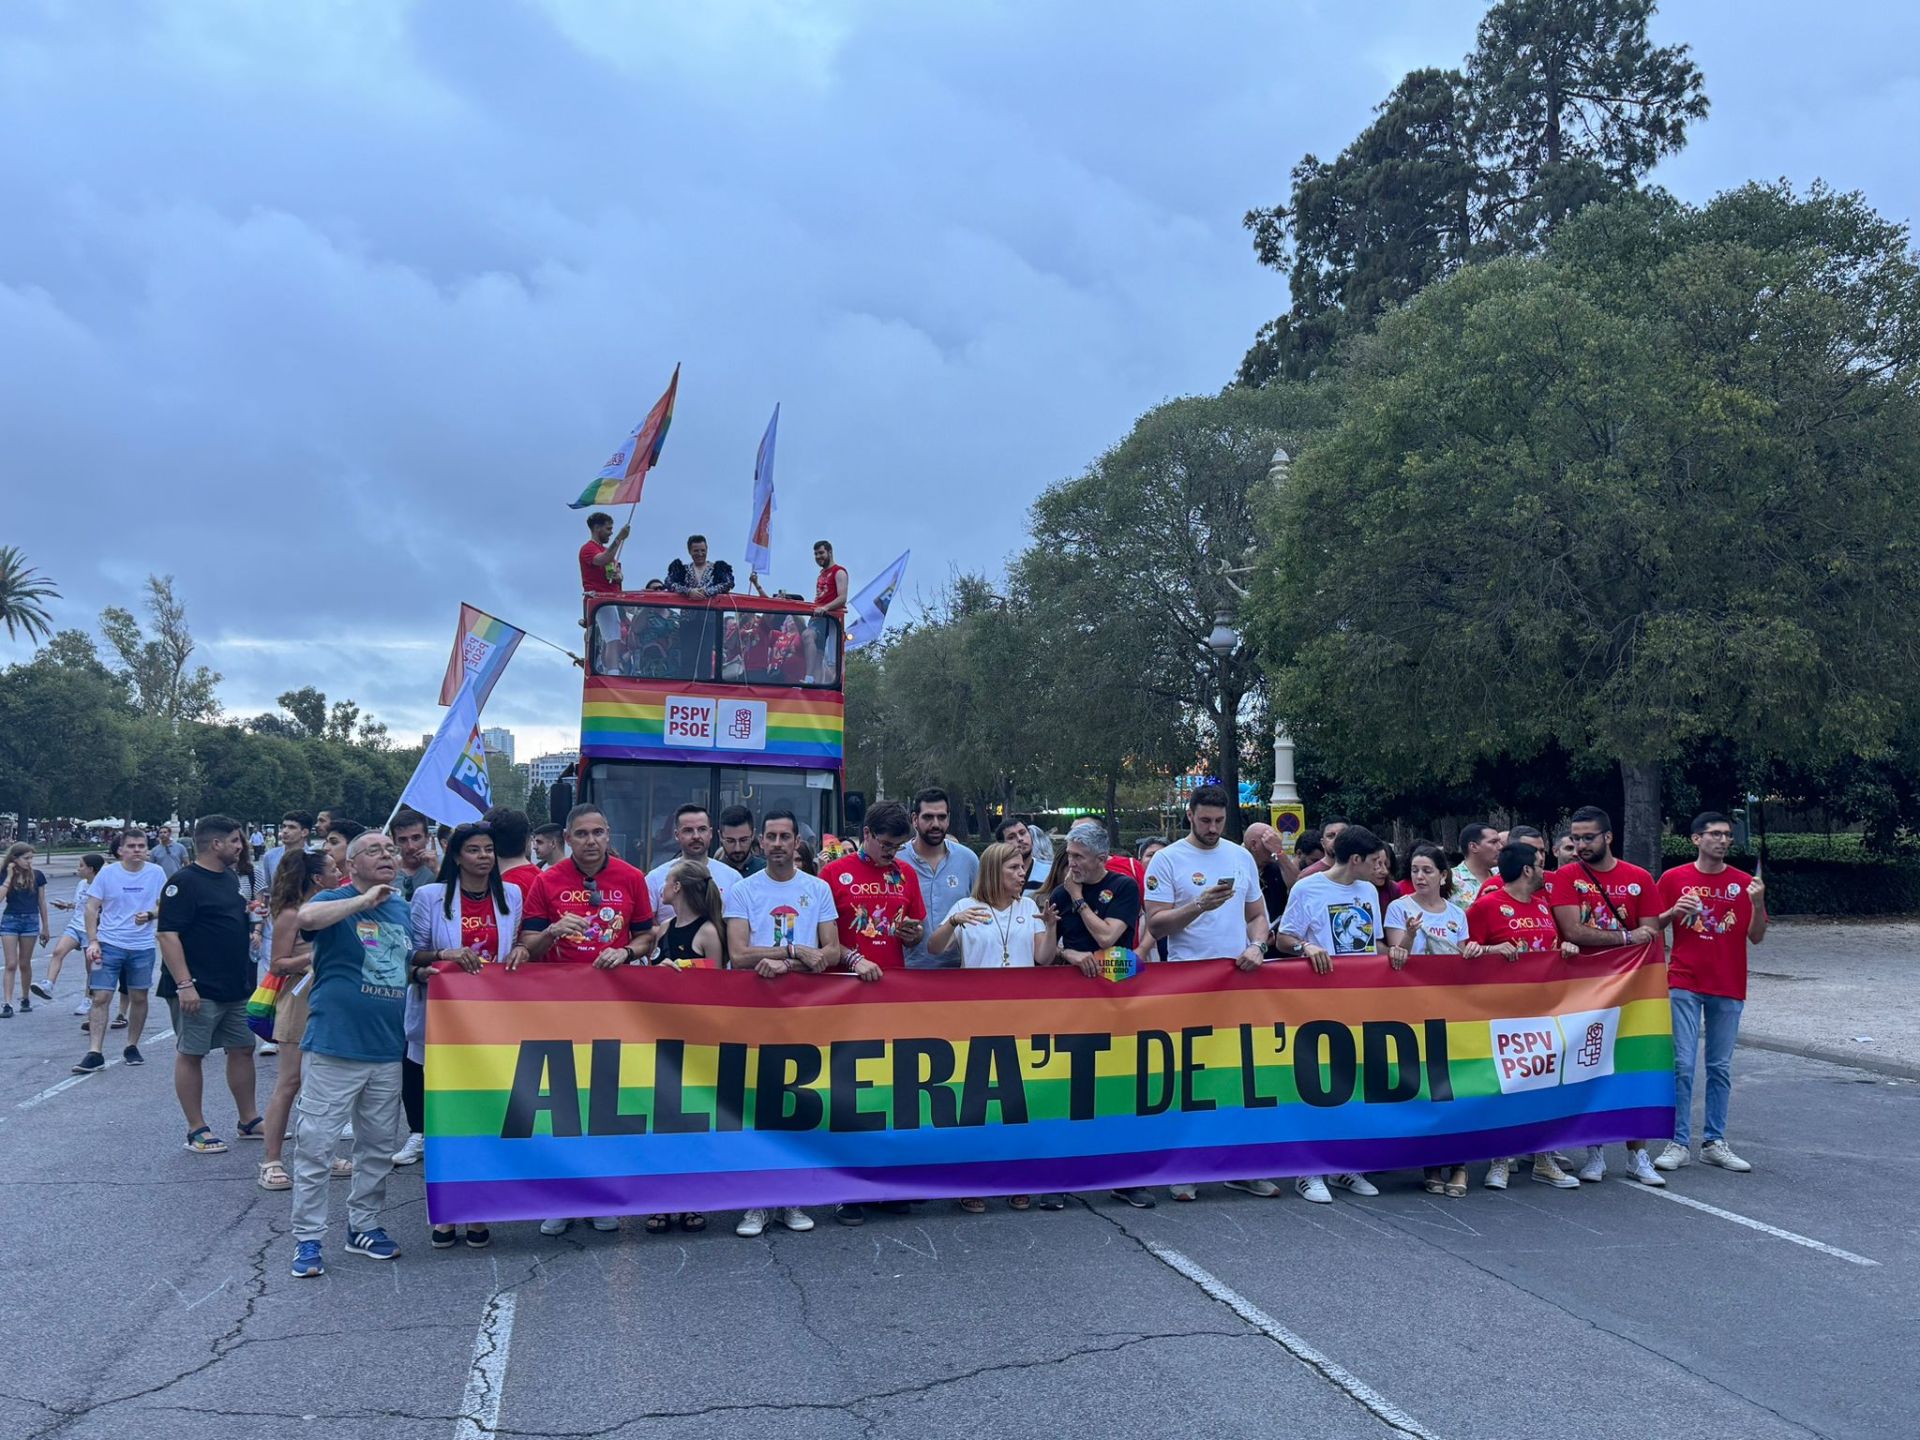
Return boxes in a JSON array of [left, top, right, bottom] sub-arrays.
[[1627, 1148, 1667, 1187], [538, 1217, 571, 1236], [1653, 1141, 1691, 1171], [1168, 1183, 1197, 1201], [1330, 1173, 1379, 1197], [1295, 1175, 1333, 1204], [1701, 1140, 1752, 1173], [735, 1209, 769, 1238], [392, 1132, 425, 1166], [590, 1215, 620, 1231], [258, 1042, 279, 1056], [1531, 1156, 1581, 1189], [72, 1001, 90, 1016], [1485, 1159, 1510, 1190], [777, 1207, 814, 1232], [1224, 1179, 1279, 1197], [1577, 1146, 1607, 1183]]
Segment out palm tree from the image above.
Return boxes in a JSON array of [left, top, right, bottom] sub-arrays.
[[0, 546, 59, 644]]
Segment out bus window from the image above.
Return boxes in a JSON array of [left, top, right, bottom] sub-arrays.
[[585, 762, 712, 873], [716, 767, 838, 847], [590, 605, 720, 682], [720, 613, 839, 687]]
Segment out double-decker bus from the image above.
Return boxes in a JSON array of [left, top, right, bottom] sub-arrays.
[[575, 589, 844, 871]]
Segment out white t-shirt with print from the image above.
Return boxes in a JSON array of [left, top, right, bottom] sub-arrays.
[[1278, 873, 1383, 956], [944, 896, 1046, 969], [1143, 836, 1261, 963], [91, 861, 166, 949], [722, 869, 837, 950], [1385, 896, 1469, 954]]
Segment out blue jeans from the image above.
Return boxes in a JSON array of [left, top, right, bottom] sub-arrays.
[[1670, 988, 1743, 1146]]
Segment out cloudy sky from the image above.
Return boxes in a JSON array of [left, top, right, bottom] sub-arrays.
[[4, 0, 1916, 759]]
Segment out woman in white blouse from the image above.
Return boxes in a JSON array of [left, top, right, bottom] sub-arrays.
[[1385, 842, 1471, 1198], [926, 842, 1058, 1214]]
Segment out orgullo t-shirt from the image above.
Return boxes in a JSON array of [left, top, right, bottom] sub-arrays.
[[1657, 862, 1756, 1000]]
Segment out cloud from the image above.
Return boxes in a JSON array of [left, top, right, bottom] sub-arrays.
[[1, 0, 1913, 765]]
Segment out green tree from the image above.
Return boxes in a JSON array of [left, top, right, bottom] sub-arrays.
[[1252, 185, 1920, 870], [0, 546, 60, 644], [1240, 0, 1707, 384], [526, 779, 550, 826], [0, 639, 133, 821], [99, 575, 222, 724], [275, 687, 328, 739]]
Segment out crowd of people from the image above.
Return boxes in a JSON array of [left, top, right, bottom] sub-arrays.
[[2, 780, 1765, 1280]]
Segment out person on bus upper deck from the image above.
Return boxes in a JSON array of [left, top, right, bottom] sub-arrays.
[[806, 540, 848, 682], [665, 535, 734, 598]]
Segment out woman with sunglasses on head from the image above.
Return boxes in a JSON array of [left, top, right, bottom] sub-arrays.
[[258, 849, 346, 1191], [407, 820, 524, 1249]]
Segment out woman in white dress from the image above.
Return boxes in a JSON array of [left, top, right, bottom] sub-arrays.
[[1385, 843, 1471, 1198], [926, 842, 1058, 1214]]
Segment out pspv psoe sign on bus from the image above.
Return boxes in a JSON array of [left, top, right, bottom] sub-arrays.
[[664, 695, 768, 752]]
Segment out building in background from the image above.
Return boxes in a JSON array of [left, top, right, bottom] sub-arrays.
[[528, 748, 580, 791], [482, 726, 516, 762]]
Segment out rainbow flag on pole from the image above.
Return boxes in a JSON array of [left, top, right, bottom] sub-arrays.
[[439, 603, 525, 709], [571, 364, 680, 509], [423, 947, 1674, 1223]]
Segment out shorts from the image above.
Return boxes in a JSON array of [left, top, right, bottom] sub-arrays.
[[0, 913, 39, 936], [272, 979, 311, 1045], [88, 943, 155, 991], [62, 922, 87, 946], [168, 996, 255, 1056]]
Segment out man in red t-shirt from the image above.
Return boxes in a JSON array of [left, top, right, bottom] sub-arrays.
[[579, 512, 629, 598], [806, 539, 849, 682], [819, 801, 926, 971], [1465, 840, 1581, 1192], [514, 805, 655, 968], [1654, 811, 1768, 1175], [1544, 805, 1677, 1185]]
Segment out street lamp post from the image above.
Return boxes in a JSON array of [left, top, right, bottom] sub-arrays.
[[1206, 606, 1242, 839]]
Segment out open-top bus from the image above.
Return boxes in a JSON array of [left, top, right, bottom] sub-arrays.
[[576, 589, 844, 871]]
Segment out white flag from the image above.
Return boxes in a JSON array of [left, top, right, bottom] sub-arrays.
[[846, 550, 910, 650], [398, 677, 492, 828]]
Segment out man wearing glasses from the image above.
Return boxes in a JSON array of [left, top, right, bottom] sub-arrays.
[[513, 803, 657, 1238]]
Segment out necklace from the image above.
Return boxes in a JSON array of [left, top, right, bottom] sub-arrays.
[[990, 901, 1018, 966]]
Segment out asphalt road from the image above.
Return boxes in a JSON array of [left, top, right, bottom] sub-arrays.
[[1, 872, 1913, 1440]]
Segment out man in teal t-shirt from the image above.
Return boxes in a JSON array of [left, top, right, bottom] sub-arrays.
[[285, 830, 414, 1278]]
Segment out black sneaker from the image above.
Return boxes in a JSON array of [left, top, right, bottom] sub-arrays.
[[1110, 1188, 1157, 1209], [1036, 1193, 1068, 1210], [30, 981, 52, 1000], [834, 1203, 866, 1227], [431, 1226, 459, 1249], [17, 999, 31, 1013], [1, 1004, 13, 1018], [110, 1016, 129, 1030], [71, 1051, 105, 1074], [122, 1046, 144, 1066]]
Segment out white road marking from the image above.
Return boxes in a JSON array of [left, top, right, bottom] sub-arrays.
[[454, 1290, 516, 1440], [1617, 1180, 1879, 1267], [15, 1029, 176, 1110], [1142, 1239, 1443, 1440]]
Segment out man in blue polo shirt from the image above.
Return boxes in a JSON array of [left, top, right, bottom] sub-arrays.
[[901, 789, 978, 970], [285, 831, 413, 1278]]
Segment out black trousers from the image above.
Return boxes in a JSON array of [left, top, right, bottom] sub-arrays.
[[402, 1056, 425, 1134]]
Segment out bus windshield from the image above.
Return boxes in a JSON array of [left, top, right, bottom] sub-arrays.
[[590, 602, 839, 687]]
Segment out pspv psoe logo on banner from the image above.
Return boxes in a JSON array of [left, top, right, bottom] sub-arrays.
[[1487, 1008, 1620, 1095], [663, 695, 768, 751]]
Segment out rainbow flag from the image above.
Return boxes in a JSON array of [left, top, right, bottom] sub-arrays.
[[579, 674, 843, 770], [423, 948, 1674, 1223], [571, 364, 679, 509], [439, 603, 525, 709]]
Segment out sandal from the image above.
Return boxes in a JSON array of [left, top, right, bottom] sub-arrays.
[[1007, 1195, 1031, 1210], [1445, 1166, 1469, 1199], [235, 1116, 266, 1141], [1422, 1167, 1447, 1196], [679, 1212, 707, 1233], [465, 1226, 491, 1249], [958, 1197, 986, 1214], [645, 1214, 673, 1234], [431, 1225, 459, 1249], [184, 1126, 228, 1154], [257, 1159, 291, 1191], [330, 1157, 353, 1179]]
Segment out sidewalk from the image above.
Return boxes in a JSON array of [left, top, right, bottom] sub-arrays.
[[1740, 918, 1920, 1078]]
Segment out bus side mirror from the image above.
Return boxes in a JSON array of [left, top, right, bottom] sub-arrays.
[[845, 791, 866, 832]]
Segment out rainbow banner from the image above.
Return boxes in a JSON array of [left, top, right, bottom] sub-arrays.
[[423, 948, 1675, 1224], [579, 674, 843, 770]]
